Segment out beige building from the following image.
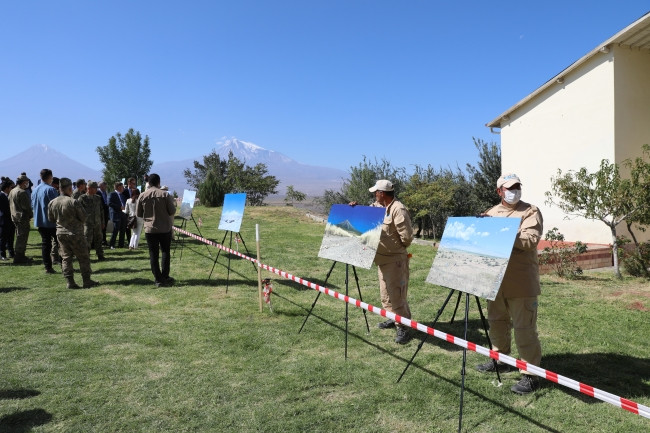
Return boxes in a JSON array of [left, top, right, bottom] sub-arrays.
[[487, 12, 650, 244]]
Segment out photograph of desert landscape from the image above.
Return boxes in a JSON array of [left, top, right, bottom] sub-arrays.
[[426, 216, 521, 300]]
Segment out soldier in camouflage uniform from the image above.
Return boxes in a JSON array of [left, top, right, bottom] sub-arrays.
[[9, 174, 33, 264], [48, 178, 99, 289], [72, 178, 87, 200], [78, 181, 105, 261]]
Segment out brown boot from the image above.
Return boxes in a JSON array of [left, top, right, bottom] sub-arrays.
[[66, 276, 80, 289], [82, 275, 99, 288]]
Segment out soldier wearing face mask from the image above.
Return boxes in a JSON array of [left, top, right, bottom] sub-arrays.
[[476, 173, 544, 396]]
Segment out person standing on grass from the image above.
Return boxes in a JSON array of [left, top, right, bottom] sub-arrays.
[[9, 174, 33, 265], [136, 173, 176, 288], [475, 173, 544, 395], [47, 177, 99, 289], [0, 178, 16, 261], [351, 179, 414, 345], [125, 188, 144, 249], [108, 181, 126, 249], [31, 168, 60, 274], [79, 181, 106, 261]]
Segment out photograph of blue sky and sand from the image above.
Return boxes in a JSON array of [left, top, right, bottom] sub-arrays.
[[318, 204, 386, 269], [218, 193, 246, 232], [426, 216, 522, 300], [179, 189, 197, 220]]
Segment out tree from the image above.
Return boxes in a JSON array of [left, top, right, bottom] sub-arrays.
[[545, 159, 634, 278], [316, 156, 406, 212], [466, 138, 501, 211], [185, 150, 279, 207], [284, 185, 307, 206], [97, 129, 153, 184]]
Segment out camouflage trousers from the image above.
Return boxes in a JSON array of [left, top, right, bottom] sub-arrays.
[[85, 223, 104, 258], [14, 220, 31, 256], [57, 233, 92, 279]]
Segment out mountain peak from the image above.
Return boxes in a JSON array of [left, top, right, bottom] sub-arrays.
[[217, 137, 265, 153], [215, 137, 293, 164]]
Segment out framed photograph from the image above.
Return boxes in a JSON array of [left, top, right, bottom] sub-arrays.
[[218, 193, 247, 232], [318, 204, 386, 269], [426, 216, 521, 300], [179, 189, 197, 220]]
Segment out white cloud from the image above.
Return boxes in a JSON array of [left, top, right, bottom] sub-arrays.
[[500, 227, 510, 232], [446, 221, 490, 241]]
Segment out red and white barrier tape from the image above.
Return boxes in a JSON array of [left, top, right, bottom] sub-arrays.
[[173, 226, 650, 419]]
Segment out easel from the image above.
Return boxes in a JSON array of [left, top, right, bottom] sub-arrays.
[[208, 230, 257, 291], [397, 288, 502, 433], [174, 215, 212, 260], [298, 261, 370, 360]]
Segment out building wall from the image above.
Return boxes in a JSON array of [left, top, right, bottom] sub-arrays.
[[499, 51, 616, 244], [613, 46, 650, 164]]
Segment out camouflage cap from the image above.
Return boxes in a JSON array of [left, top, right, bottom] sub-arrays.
[[59, 177, 72, 189], [76, 178, 87, 186], [87, 181, 98, 188]]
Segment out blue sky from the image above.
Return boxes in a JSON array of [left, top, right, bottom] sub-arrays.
[[1, 1, 648, 174], [440, 217, 521, 258], [328, 204, 384, 233]]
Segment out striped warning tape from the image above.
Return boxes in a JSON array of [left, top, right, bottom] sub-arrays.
[[172, 225, 650, 419]]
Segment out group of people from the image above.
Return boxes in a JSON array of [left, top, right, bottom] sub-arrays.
[[2, 168, 543, 394], [362, 174, 543, 395], [0, 170, 177, 289]]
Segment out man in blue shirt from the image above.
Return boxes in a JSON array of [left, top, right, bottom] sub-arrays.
[[31, 168, 60, 274]]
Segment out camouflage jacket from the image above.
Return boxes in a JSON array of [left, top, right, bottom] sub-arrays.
[[78, 193, 104, 226], [9, 187, 33, 223], [48, 195, 87, 236]]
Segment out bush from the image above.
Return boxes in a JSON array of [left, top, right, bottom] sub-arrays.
[[539, 227, 587, 279], [618, 237, 650, 277]]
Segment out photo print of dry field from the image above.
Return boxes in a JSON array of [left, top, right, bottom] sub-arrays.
[[426, 216, 521, 300]]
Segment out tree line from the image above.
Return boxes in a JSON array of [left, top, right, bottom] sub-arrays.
[[316, 138, 502, 239]]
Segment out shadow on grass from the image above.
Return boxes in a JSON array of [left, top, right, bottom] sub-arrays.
[[273, 291, 562, 433], [0, 389, 40, 400], [0, 287, 30, 294], [182, 278, 259, 289], [542, 352, 650, 401], [0, 408, 53, 432]]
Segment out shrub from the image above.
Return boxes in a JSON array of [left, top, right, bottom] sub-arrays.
[[617, 237, 650, 277], [539, 227, 587, 279]]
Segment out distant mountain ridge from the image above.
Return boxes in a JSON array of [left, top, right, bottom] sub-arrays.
[[0, 144, 102, 184], [0, 139, 347, 197]]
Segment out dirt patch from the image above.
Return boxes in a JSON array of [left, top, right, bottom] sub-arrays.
[[627, 301, 649, 312], [611, 290, 650, 298]]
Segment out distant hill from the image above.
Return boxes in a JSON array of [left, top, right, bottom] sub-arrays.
[[0, 139, 348, 198], [0, 144, 102, 184], [152, 137, 347, 197]]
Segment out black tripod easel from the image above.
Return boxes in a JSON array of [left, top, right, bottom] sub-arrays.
[[397, 288, 502, 433], [174, 215, 213, 260], [208, 230, 257, 291], [298, 261, 370, 360]]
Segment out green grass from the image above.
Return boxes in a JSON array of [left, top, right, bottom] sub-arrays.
[[1, 205, 649, 432]]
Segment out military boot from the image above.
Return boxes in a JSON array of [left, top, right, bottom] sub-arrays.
[[66, 276, 81, 289], [82, 275, 99, 288], [13, 254, 33, 265]]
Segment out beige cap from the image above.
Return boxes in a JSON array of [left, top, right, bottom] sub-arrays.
[[369, 179, 394, 192], [497, 173, 522, 189]]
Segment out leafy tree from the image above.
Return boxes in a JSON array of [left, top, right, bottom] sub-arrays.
[[316, 156, 406, 212], [97, 128, 153, 184], [186, 150, 279, 207], [466, 137, 501, 211], [183, 150, 228, 190], [545, 159, 634, 279], [285, 185, 307, 206], [539, 228, 587, 279]]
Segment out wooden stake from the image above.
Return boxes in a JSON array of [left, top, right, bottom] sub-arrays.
[[256, 224, 263, 312]]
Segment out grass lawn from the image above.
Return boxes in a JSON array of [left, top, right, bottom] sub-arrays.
[[1, 205, 649, 432]]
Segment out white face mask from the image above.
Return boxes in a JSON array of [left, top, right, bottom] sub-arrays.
[[503, 189, 521, 205]]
